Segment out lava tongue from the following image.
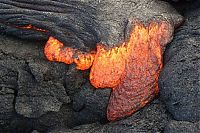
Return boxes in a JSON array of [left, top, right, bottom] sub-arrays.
[[90, 21, 172, 121], [40, 21, 172, 121]]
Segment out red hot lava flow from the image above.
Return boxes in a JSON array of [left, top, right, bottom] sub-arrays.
[[43, 21, 171, 121]]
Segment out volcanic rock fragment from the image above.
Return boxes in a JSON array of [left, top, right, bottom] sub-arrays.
[[72, 83, 110, 124], [0, 35, 76, 132]]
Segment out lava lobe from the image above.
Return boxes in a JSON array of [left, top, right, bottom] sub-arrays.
[[104, 22, 171, 121], [44, 37, 95, 70], [44, 21, 172, 121]]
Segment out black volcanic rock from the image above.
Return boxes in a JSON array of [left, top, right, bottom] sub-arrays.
[[49, 100, 171, 133], [159, 3, 200, 122], [0, 0, 182, 52], [0, 35, 71, 132], [0, 34, 111, 132], [15, 81, 70, 118], [0, 41, 70, 118], [0, 87, 15, 131], [72, 84, 110, 125], [164, 120, 200, 133]]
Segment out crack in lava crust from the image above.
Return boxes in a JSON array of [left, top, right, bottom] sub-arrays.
[[44, 21, 172, 121]]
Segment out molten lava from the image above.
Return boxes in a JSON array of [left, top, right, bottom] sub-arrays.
[[44, 36, 95, 70], [17, 24, 47, 32], [89, 22, 171, 121], [90, 43, 127, 89], [106, 22, 171, 121], [44, 21, 171, 121], [15, 21, 171, 121]]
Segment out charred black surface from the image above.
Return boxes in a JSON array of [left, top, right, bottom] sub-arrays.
[[0, 0, 182, 51]]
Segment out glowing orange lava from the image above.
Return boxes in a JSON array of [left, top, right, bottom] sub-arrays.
[[15, 25, 95, 70], [105, 22, 171, 121], [90, 22, 170, 91], [15, 22, 171, 121], [89, 43, 127, 89], [44, 36, 95, 70], [43, 21, 171, 121], [17, 24, 47, 32]]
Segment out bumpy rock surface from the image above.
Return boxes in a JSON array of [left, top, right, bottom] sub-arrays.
[[0, 35, 110, 132], [49, 100, 171, 133], [159, 0, 200, 122], [0, 0, 182, 52], [0, 87, 14, 132], [164, 120, 200, 133]]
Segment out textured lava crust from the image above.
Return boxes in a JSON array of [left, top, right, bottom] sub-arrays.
[[95, 22, 172, 121]]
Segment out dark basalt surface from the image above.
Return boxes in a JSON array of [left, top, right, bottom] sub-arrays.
[[159, 0, 200, 122], [0, 0, 182, 52], [49, 100, 171, 133], [0, 34, 111, 132], [164, 120, 200, 133]]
